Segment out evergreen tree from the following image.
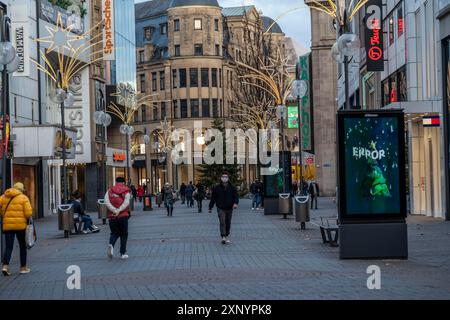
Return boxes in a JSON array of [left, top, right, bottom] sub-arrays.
[[197, 118, 242, 189]]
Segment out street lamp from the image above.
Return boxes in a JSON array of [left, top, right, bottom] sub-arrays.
[[119, 124, 134, 186], [94, 110, 112, 200], [0, 11, 19, 261], [291, 79, 308, 195]]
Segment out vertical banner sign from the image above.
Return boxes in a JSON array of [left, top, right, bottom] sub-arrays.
[[12, 24, 29, 77], [299, 54, 312, 151], [365, 0, 384, 71], [103, 0, 115, 61]]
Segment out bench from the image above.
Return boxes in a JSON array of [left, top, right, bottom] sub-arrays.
[[319, 217, 339, 247]]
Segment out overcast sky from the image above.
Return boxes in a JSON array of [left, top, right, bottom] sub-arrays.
[[133, 0, 312, 49]]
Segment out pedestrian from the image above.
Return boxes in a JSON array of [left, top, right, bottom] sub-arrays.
[[179, 182, 187, 204], [208, 172, 239, 245], [292, 181, 299, 195], [162, 183, 176, 217], [1, 182, 33, 276], [185, 181, 194, 208], [194, 181, 205, 213], [104, 177, 131, 260], [130, 184, 137, 202], [69, 191, 99, 234], [137, 185, 145, 202], [308, 180, 320, 210], [250, 180, 257, 210]]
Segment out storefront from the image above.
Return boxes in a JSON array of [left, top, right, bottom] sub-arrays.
[[106, 147, 130, 187]]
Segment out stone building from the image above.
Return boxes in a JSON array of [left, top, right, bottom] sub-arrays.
[[131, 0, 288, 192], [305, 0, 338, 197]]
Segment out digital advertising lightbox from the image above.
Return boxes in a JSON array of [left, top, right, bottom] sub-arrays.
[[337, 110, 407, 222]]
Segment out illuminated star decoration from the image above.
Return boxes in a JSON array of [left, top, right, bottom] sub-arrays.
[[309, 0, 369, 26], [32, 12, 105, 90]]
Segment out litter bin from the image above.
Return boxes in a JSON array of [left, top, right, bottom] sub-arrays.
[[143, 194, 153, 211], [278, 193, 293, 218], [294, 196, 310, 229], [58, 204, 74, 238], [97, 199, 107, 224]]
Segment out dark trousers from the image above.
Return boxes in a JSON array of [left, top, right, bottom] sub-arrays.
[[186, 196, 193, 207], [218, 209, 233, 237], [197, 199, 203, 212], [109, 217, 129, 255], [3, 230, 27, 267], [310, 196, 318, 209]]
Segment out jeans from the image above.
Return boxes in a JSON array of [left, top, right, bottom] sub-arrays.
[[81, 215, 93, 231], [181, 195, 186, 204], [218, 209, 233, 237], [109, 217, 129, 255], [252, 194, 262, 209], [197, 199, 203, 212], [3, 230, 27, 267], [310, 196, 318, 210], [186, 196, 193, 207]]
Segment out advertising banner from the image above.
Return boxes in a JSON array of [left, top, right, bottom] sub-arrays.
[[338, 111, 406, 221], [298, 54, 312, 151], [102, 0, 115, 61], [263, 152, 292, 198], [287, 106, 299, 129], [365, 0, 384, 71]]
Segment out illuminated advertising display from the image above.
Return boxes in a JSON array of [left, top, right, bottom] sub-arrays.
[[338, 111, 406, 221]]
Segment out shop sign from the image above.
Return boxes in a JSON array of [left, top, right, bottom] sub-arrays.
[[113, 152, 126, 162], [298, 54, 312, 151], [102, 0, 115, 60], [365, 0, 384, 71], [422, 116, 440, 127]]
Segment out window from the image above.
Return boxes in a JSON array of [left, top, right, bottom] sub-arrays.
[[140, 74, 146, 93], [142, 106, 147, 122], [143, 27, 152, 41], [201, 68, 209, 87], [382, 68, 407, 106], [212, 68, 217, 87], [172, 69, 177, 88], [194, 19, 202, 30], [212, 99, 219, 117], [180, 99, 188, 118], [161, 102, 166, 119], [173, 100, 178, 119], [179, 69, 187, 88], [190, 99, 199, 117], [160, 71, 165, 90], [139, 50, 145, 63], [194, 44, 203, 56], [214, 19, 219, 31], [190, 68, 198, 87], [160, 23, 167, 35], [134, 110, 140, 123], [215, 45, 220, 56], [174, 45, 181, 57], [397, 7, 404, 37], [174, 19, 180, 32], [219, 69, 222, 88], [202, 99, 210, 117], [152, 72, 157, 91], [153, 103, 158, 121]]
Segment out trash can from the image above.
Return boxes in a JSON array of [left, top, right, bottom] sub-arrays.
[[278, 193, 293, 217], [58, 204, 74, 238], [294, 196, 310, 229], [97, 199, 107, 224], [143, 194, 153, 211]]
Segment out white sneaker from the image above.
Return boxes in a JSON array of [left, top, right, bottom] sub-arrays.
[[82, 230, 89, 234], [107, 244, 114, 259], [251, 208, 255, 210], [221, 237, 226, 245], [225, 237, 231, 244], [121, 254, 129, 260]]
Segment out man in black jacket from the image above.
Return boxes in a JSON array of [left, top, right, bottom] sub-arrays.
[[208, 172, 239, 244]]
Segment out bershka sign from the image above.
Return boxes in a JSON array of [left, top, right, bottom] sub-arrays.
[[102, 0, 115, 61], [365, 0, 384, 72]]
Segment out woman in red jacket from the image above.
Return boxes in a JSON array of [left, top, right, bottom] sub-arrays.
[[137, 185, 145, 202]]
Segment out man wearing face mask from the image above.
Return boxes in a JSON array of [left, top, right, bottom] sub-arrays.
[[208, 172, 239, 244]]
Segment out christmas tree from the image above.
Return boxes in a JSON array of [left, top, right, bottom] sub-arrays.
[[197, 118, 242, 189]]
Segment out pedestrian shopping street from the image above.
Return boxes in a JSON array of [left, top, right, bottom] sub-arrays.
[[0, 198, 449, 300]]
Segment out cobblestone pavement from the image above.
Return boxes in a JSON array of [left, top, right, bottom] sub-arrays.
[[0, 197, 449, 300]]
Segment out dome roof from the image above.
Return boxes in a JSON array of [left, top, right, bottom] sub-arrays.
[[261, 16, 283, 34], [170, 0, 220, 8]]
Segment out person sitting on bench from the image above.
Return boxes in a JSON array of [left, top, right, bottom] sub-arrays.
[[69, 191, 99, 234]]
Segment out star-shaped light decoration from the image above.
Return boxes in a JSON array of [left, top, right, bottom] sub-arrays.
[[37, 14, 80, 54]]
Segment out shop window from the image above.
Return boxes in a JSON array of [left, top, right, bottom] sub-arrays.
[[398, 67, 407, 102]]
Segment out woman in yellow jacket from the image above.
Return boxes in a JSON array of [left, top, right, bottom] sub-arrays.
[[1, 182, 33, 276]]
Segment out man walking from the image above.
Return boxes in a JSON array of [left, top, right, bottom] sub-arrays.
[[179, 182, 187, 204], [308, 180, 320, 210], [104, 177, 131, 259], [185, 181, 194, 208], [209, 172, 239, 245]]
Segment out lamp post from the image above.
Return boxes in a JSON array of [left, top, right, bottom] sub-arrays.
[[277, 105, 287, 194], [119, 124, 134, 186], [0, 9, 19, 261]]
